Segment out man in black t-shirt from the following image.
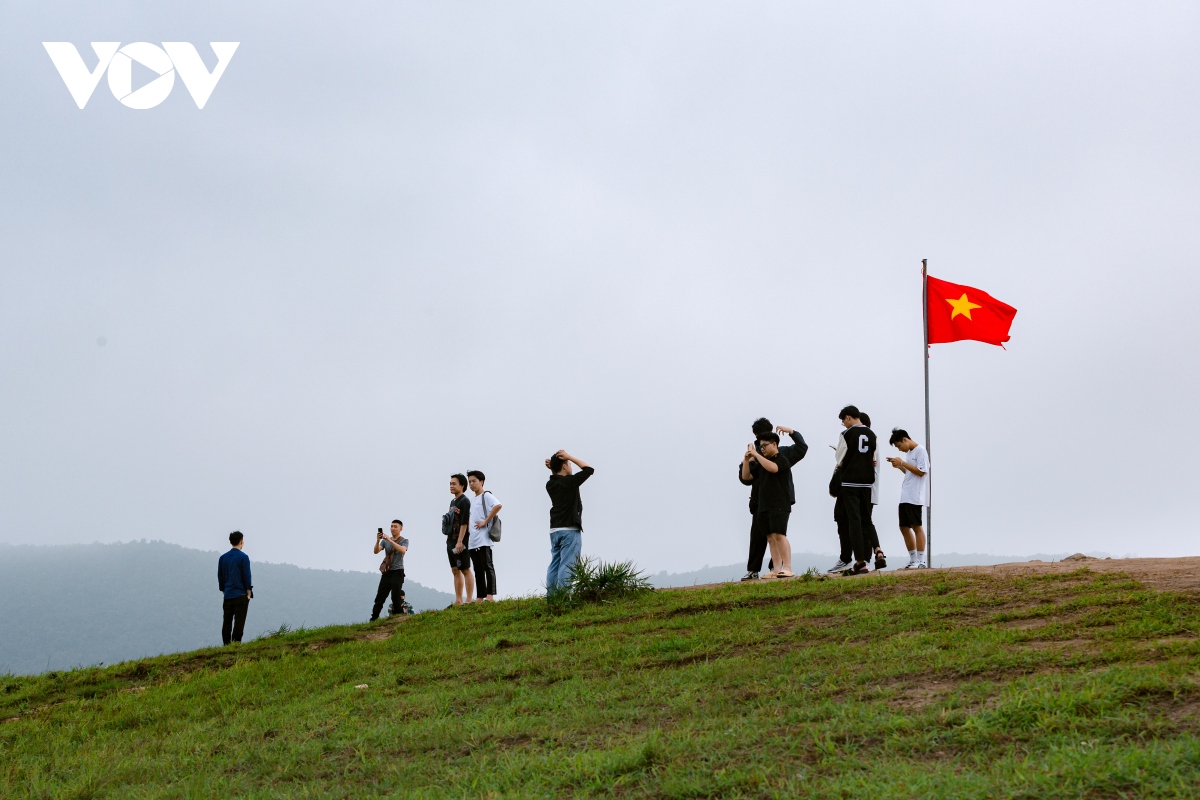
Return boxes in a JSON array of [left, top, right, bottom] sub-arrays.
[[544, 450, 595, 591], [444, 473, 474, 605], [741, 417, 807, 581], [741, 432, 795, 578]]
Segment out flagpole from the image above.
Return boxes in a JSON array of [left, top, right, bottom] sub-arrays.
[[922, 259, 932, 568]]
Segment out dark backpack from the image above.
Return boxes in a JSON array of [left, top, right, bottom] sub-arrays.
[[483, 491, 502, 543]]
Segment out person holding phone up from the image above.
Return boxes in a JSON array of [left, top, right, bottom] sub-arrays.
[[370, 520, 409, 621]]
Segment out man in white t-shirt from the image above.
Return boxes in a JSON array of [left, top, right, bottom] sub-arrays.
[[886, 428, 930, 569], [466, 470, 501, 602]]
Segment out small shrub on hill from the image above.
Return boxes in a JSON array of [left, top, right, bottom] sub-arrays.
[[546, 557, 653, 612]]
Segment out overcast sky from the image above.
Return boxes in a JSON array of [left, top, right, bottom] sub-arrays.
[[2, 2, 1198, 596]]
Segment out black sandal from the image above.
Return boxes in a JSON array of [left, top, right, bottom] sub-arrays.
[[842, 561, 871, 576], [874, 549, 887, 570]]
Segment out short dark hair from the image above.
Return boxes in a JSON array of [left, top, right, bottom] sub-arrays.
[[467, 470, 485, 484], [838, 405, 860, 421], [757, 431, 780, 445], [859, 412, 871, 428], [450, 473, 467, 489], [751, 417, 773, 436], [229, 531, 243, 546], [548, 454, 566, 473], [889, 428, 910, 445], [391, 519, 403, 527]]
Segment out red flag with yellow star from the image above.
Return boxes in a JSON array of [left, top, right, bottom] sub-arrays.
[[926, 276, 1017, 346]]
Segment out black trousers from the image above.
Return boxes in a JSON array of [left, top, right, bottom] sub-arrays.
[[747, 512, 769, 572], [371, 570, 405, 620], [470, 547, 496, 597], [835, 496, 849, 563], [222, 596, 249, 645], [866, 503, 880, 552], [839, 487, 874, 564]]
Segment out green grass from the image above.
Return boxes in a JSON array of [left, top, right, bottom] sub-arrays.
[[4, 568, 1200, 798]]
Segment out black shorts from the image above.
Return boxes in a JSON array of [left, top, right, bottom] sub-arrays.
[[446, 539, 471, 571], [898, 503, 924, 528], [753, 508, 790, 537]]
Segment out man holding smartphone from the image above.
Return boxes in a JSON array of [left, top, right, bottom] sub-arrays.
[[370, 520, 408, 621], [741, 432, 796, 578], [740, 418, 807, 581], [887, 429, 930, 569]]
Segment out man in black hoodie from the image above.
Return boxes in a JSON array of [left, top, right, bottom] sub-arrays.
[[741, 418, 807, 581], [544, 449, 594, 591]]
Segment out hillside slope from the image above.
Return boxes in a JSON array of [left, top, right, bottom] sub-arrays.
[[3, 565, 1200, 798], [0, 541, 453, 674]]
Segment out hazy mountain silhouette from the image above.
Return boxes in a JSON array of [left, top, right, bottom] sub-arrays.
[[0, 541, 452, 675]]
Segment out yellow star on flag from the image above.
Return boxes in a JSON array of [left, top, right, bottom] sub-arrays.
[[946, 293, 982, 321]]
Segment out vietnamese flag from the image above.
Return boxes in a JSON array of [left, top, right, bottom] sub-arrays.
[[926, 275, 1017, 347]]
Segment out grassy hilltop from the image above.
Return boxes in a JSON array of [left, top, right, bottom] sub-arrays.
[[3, 568, 1200, 798]]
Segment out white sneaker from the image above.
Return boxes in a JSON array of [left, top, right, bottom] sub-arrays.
[[740, 571, 760, 581], [826, 560, 851, 574], [917, 561, 929, 569], [903, 559, 920, 570]]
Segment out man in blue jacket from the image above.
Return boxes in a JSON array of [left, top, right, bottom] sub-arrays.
[[217, 531, 253, 645]]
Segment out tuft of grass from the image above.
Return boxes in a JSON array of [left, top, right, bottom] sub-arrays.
[[254, 622, 294, 640], [546, 556, 653, 612]]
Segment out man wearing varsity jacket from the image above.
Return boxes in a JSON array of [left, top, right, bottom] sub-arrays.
[[832, 405, 876, 576]]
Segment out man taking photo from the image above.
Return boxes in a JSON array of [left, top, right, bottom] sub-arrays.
[[371, 520, 409, 621]]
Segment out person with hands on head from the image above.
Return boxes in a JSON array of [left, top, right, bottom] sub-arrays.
[[445, 473, 474, 605], [544, 449, 595, 591], [370, 520, 409, 621], [741, 432, 795, 579]]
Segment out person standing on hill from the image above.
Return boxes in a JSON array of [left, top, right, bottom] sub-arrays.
[[445, 474, 474, 605], [741, 431, 795, 578], [887, 429, 930, 569], [741, 418, 807, 581], [371, 520, 409, 621], [858, 412, 886, 570], [467, 470, 501, 602], [217, 531, 253, 645], [829, 405, 876, 576], [544, 449, 595, 591]]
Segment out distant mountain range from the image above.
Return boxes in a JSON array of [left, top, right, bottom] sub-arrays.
[[648, 551, 1111, 588], [0, 541, 453, 675]]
